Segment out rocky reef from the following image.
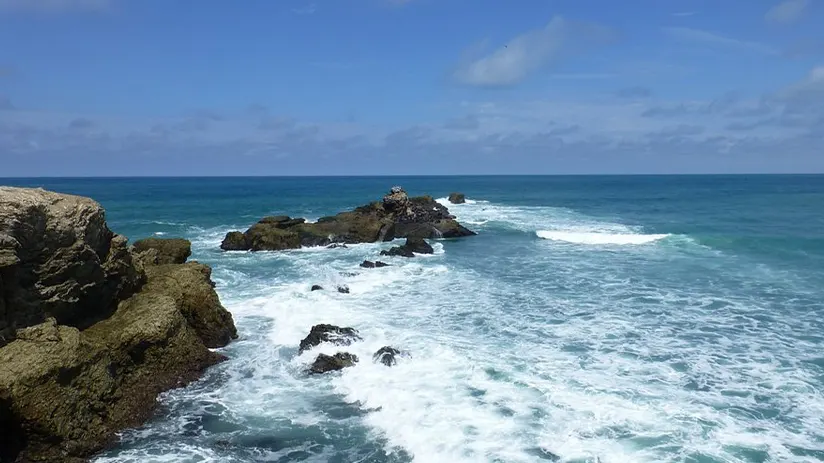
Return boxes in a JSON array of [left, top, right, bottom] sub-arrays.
[[220, 186, 475, 252], [0, 187, 237, 463]]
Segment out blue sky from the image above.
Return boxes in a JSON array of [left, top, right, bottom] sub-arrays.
[[1, 0, 822, 176]]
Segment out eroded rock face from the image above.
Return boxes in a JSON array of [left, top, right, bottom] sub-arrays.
[[0, 188, 238, 463], [309, 352, 358, 374], [0, 187, 145, 345], [220, 187, 475, 252], [298, 324, 361, 354]]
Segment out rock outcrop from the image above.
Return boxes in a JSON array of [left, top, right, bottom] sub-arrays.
[[220, 187, 475, 252], [380, 237, 434, 258], [0, 187, 237, 463], [309, 352, 358, 374], [298, 324, 361, 354], [359, 260, 390, 268], [448, 192, 466, 204]]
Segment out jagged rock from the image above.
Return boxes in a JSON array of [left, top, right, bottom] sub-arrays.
[[326, 243, 348, 249], [298, 324, 361, 354], [132, 238, 191, 265], [0, 187, 237, 463], [309, 352, 358, 374], [373, 346, 403, 366], [380, 237, 434, 258], [220, 187, 476, 252], [311, 285, 323, 291], [337, 285, 350, 294], [448, 192, 466, 204], [359, 260, 390, 268]]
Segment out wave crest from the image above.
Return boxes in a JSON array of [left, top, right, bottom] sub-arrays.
[[536, 230, 670, 245]]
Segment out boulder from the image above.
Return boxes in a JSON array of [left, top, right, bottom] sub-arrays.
[[448, 192, 466, 204], [337, 285, 350, 294], [373, 346, 403, 366], [0, 187, 237, 463], [132, 238, 191, 265], [220, 187, 476, 252], [326, 243, 348, 249], [309, 352, 358, 374], [380, 246, 414, 258], [298, 324, 361, 354], [311, 285, 323, 291]]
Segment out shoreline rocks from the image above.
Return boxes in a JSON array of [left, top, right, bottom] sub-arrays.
[[0, 187, 237, 463], [373, 346, 403, 366], [381, 237, 434, 258], [448, 192, 466, 204], [360, 260, 390, 268], [298, 324, 361, 354], [220, 187, 475, 252], [309, 352, 358, 374]]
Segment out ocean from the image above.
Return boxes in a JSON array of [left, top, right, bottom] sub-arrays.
[[3, 175, 823, 463]]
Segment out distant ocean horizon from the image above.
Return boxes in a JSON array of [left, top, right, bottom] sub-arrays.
[[3, 174, 823, 462]]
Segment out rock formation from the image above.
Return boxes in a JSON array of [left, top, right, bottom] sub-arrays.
[[0, 187, 237, 463], [380, 237, 434, 258], [373, 346, 403, 366], [309, 352, 358, 374], [298, 324, 361, 354], [448, 192, 466, 204], [359, 260, 390, 268], [220, 187, 475, 252]]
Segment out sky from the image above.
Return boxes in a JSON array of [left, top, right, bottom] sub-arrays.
[[0, 0, 823, 176]]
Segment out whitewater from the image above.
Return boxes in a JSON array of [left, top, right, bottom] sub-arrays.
[[82, 187, 824, 463]]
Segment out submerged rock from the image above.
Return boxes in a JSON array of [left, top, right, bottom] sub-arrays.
[[0, 187, 237, 463], [380, 237, 434, 258], [326, 243, 348, 249], [359, 260, 390, 268], [337, 285, 350, 294], [309, 352, 358, 374], [373, 346, 404, 366], [220, 187, 475, 252], [311, 285, 324, 291], [298, 324, 361, 354], [448, 192, 466, 204]]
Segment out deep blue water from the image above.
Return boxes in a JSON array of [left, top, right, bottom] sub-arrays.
[[3, 175, 823, 463]]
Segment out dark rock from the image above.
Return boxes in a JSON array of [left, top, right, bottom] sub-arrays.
[[309, 352, 358, 374], [132, 238, 191, 265], [311, 285, 323, 291], [337, 285, 350, 294], [299, 324, 361, 354], [448, 192, 466, 204], [326, 243, 348, 249], [220, 187, 475, 252], [360, 260, 390, 268], [0, 187, 238, 463], [380, 237, 433, 258], [373, 346, 402, 366], [220, 231, 248, 251]]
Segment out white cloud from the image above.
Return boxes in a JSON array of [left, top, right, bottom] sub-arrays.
[[765, 0, 810, 24], [0, 0, 110, 11], [453, 16, 614, 87], [664, 27, 778, 55]]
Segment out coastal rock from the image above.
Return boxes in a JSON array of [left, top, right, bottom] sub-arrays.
[[0, 187, 145, 344], [311, 285, 323, 291], [337, 285, 350, 294], [132, 237, 191, 265], [326, 243, 348, 249], [298, 324, 361, 354], [373, 346, 403, 366], [220, 187, 476, 252], [0, 188, 237, 463], [380, 237, 434, 258], [309, 352, 358, 374], [448, 192, 466, 204], [359, 260, 390, 268]]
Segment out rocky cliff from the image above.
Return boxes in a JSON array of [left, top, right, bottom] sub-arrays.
[[0, 187, 237, 463]]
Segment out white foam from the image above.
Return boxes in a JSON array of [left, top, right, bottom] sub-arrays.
[[536, 230, 670, 245]]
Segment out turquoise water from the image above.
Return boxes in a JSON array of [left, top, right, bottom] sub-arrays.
[[3, 175, 824, 463]]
